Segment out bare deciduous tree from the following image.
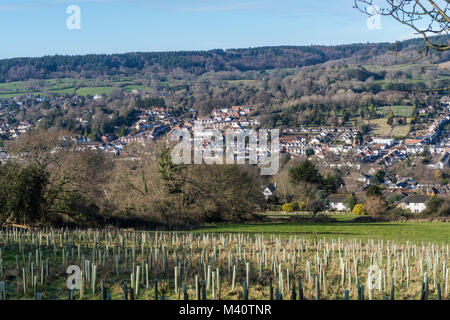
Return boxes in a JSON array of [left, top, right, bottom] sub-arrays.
[[355, 0, 449, 53], [355, 0, 449, 91]]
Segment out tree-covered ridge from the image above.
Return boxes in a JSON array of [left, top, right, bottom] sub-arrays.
[[1, 36, 448, 82]]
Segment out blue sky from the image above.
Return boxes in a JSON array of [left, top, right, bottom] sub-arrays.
[[0, 0, 417, 59]]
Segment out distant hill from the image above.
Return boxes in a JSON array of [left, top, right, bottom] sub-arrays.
[[0, 36, 448, 83]]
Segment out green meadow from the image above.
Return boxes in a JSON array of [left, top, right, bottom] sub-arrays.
[[195, 216, 450, 244], [0, 78, 152, 98]]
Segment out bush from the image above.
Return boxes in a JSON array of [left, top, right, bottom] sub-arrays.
[[267, 194, 279, 204], [299, 201, 307, 211], [437, 200, 450, 216], [366, 185, 382, 197], [344, 195, 357, 210], [424, 197, 450, 217], [352, 204, 366, 216], [386, 193, 406, 205], [307, 200, 326, 216], [364, 196, 387, 216], [425, 195, 444, 213], [282, 203, 294, 212], [386, 207, 412, 220]]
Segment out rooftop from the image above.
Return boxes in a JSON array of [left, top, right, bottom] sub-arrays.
[[327, 194, 349, 203], [400, 194, 432, 204]]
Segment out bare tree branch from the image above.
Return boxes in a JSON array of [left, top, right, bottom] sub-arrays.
[[354, 0, 449, 52]]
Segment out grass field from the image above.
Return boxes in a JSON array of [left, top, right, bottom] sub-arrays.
[[380, 105, 413, 117], [75, 86, 115, 96], [224, 80, 257, 85], [195, 218, 450, 244], [367, 118, 411, 138], [0, 78, 150, 98]]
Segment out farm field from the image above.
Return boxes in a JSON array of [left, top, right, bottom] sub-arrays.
[[196, 219, 450, 243], [75, 86, 115, 96], [0, 225, 448, 301], [0, 78, 151, 98]]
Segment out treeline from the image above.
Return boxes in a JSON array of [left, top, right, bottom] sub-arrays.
[[0, 128, 111, 227], [1, 36, 448, 82], [0, 129, 265, 228]]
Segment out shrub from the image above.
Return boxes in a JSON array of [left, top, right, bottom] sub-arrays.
[[352, 204, 366, 216], [364, 196, 387, 216], [299, 201, 307, 211], [366, 185, 382, 197], [282, 203, 294, 212], [267, 194, 279, 204], [307, 200, 326, 216], [386, 207, 412, 220], [425, 195, 444, 213], [344, 195, 357, 210], [437, 199, 450, 216], [386, 193, 406, 205]]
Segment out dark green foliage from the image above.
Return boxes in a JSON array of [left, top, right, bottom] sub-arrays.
[[315, 190, 328, 202], [321, 175, 343, 194], [0, 163, 48, 225], [418, 196, 450, 217], [386, 207, 412, 220], [0, 42, 414, 82], [307, 200, 326, 216], [366, 184, 382, 197], [386, 193, 406, 205], [370, 170, 385, 185], [289, 160, 322, 185], [157, 148, 264, 223], [158, 147, 184, 194], [305, 148, 315, 158], [425, 195, 444, 213], [53, 192, 100, 226], [421, 147, 432, 164], [135, 97, 166, 109], [289, 160, 342, 195], [343, 195, 357, 210]]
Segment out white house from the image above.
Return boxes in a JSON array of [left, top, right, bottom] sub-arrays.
[[372, 138, 395, 147], [327, 194, 349, 211], [263, 183, 277, 200], [397, 194, 431, 213]]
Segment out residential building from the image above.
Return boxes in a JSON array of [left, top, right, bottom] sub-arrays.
[[327, 194, 349, 211], [397, 194, 431, 213]]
